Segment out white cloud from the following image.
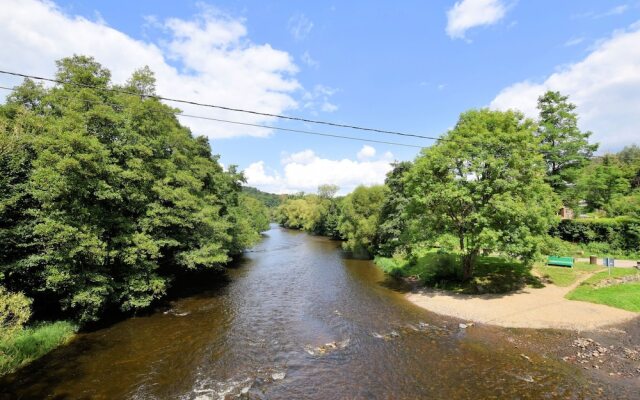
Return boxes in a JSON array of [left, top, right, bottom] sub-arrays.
[[245, 149, 394, 194], [281, 149, 317, 165], [288, 13, 313, 41], [357, 145, 376, 160], [446, 0, 507, 39], [490, 22, 640, 150], [244, 161, 281, 185], [0, 0, 301, 139]]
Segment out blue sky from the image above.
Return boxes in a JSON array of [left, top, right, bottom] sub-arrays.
[[1, 0, 639, 193]]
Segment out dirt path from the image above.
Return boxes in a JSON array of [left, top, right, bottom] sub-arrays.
[[406, 272, 639, 330], [575, 258, 639, 268]]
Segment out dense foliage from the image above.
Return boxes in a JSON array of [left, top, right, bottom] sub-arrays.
[[575, 152, 639, 213], [376, 162, 412, 257], [551, 218, 640, 252], [338, 185, 388, 258], [276, 186, 342, 239], [0, 56, 268, 323]]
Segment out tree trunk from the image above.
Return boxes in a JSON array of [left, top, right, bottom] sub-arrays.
[[462, 249, 478, 281]]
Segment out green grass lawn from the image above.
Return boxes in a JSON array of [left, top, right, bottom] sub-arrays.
[[566, 268, 640, 312], [534, 262, 602, 287], [0, 321, 76, 376], [375, 252, 541, 294]]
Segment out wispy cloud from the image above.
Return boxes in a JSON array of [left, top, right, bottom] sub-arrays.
[[573, 4, 630, 19], [302, 84, 339, 114], [564, 36, 585, 47], [446, 0, 508, 39], [301, 51, 319, 68], [288, 13, 313, 41]]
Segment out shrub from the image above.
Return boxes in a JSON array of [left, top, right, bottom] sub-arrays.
[[539, 236, 574, 258], [0, 287, 31, 342]]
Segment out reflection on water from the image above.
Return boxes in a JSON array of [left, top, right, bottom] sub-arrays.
[[0, 225, 630, 399]]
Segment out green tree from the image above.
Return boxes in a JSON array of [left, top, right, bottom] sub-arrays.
[[0, 56, 263, 323], [317, 184, 339, 199], [338, 185, 388, 258], [406, 109, 558, 280], [376, 161, 412, 257], [576, 155, 630, 211], [617, 145, 640, 189], [536, 91, 598, 198], [607, 190, 640, 219]]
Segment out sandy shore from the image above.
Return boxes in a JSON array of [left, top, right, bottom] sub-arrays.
[[407, 274, 639, 331]]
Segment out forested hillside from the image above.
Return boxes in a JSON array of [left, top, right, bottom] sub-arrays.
[[242, 186, 284, 208]]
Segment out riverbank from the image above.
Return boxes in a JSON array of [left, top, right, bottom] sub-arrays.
[[406, 272, 639, 330], [0, 321, 76, 376]]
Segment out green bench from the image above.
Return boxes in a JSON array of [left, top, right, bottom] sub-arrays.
[[547, 256, 574, 268]]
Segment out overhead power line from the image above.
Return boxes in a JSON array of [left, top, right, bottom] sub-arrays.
[[0, 69, 443, 141], [0, 85, 424, 149]]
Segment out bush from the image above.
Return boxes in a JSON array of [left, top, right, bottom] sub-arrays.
[[539, 236, 574, 258], [0, 287, 32, 342]]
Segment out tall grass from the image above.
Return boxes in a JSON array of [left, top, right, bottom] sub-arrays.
[[0, 321, 76, 376]]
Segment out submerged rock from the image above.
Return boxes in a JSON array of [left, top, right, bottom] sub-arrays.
[[304, 338, 350, 356]]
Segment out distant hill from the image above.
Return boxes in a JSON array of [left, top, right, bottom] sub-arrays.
[[242, 186, 285, 208]]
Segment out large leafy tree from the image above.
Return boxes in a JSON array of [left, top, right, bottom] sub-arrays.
[[406, 109, 558, 281], [376, 161, 412, 257], [0, 56, 264, 322], [536, 91, 598, 198]]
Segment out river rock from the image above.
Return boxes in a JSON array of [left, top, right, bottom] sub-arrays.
[[272, 372, 286, 381]]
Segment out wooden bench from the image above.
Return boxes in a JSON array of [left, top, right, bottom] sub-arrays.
[[547, 256, 574, 268]]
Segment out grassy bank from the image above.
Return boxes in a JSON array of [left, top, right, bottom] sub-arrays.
[[533, 263, 602, 287], [375, 252, 541, 294], [566, 268, 640, 312], [0, 321, 76, 376], [555, 240, 640, 260]]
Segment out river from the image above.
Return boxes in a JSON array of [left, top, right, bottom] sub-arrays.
[[0, 224, 632, 399]]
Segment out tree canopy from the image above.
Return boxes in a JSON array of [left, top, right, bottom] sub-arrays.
[[405, 109, 559, 280], [536, 91, 598, 199], [0, 56, 268, 323]]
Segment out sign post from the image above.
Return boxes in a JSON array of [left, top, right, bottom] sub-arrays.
[[605, 257, 614, 276]]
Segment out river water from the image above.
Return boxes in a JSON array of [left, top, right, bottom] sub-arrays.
[[0, 225, 630, 399]]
